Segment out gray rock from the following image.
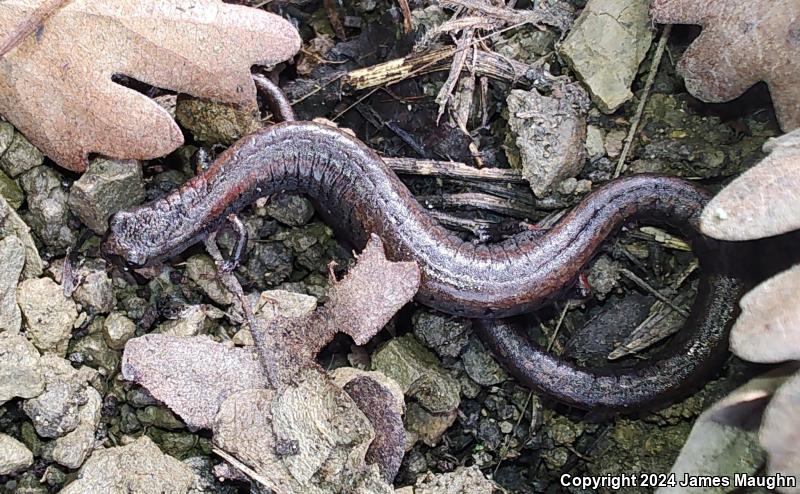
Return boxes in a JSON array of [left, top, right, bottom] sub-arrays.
[[0, 434, 34, 475], [0, 235, 24, 333], [412, 310, 470, 358], [404, 403, 457, 448], [51, 387, 102, 469], [0, 332, 43, 404], [241, 241, 294, 287], [22, 355, 97, 438], [604, 128, 627, 158], [587, 254, 623, 299], [213, 369, 380, 493], [266, 194, 315, 226], [18, 166, 76, 251], [72, 264, 115, 314], [506, 88, 587, 197], [136, 406, 185, 430], [70, 330, 121, 375], [559, 0, 654, 113], [103, 312, 136, 350], [461, 337, 508, 386], [58, 436, 196, 494], [0, 131, 44, 178], [17, 277, 78, 356], [185, 255, 233, 306], [585, 125, 606, 160], [155, 305, 210, 338], [0, 195, 43, 278], [68, 158, 145, 234], [407, 466, 496, 493], [174, 97, 262, 146], [0, 122, 14, 157], [0, 169, 23, 209], [371, 334, 460, 415]]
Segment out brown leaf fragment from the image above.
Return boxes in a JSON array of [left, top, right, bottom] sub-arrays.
[[651, 0, 800, 131], [700, 129, 800, 241], [0, 0, 301, 172], [121, 335, 267, 431], [730, 264, 800, 364], [760, 371, 800, 492], [256, 234, 420, 386]]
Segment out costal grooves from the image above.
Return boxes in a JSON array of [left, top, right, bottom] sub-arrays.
[[101, 121, 744, 412]]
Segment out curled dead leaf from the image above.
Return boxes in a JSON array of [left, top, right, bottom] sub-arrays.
[[700, 130, 800, 241], [651, 0, 800, 132], [0, 0, 301, 172]]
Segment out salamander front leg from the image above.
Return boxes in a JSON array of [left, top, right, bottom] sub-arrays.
[[204, 214, 249, 273]]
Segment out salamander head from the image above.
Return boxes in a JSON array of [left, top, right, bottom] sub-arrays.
[[100, 211, 151, 268]]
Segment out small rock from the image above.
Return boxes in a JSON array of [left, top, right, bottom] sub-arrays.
[[18, 166, 76, 251], [0, 169, 23, 209], [585, 125, 607, 160], [50, 387, 102, 469], [0, 122, 14, 157], [412, 310, 471, 358], [0, 235, 25, 333], [70, 330, 121, 375], [0, 131, 44, 178], [241, 241, 294, 287], [559, 0, 654, 112], [255, 289, 318, 323], [506, 88, 587, 197], [604, 128, 627, 158], [558, 177, 578, 195], [372, 334, 460, 415], [461, 337, 508, 386], [587, 255, 623, 299], [58, 436, 196, 494], [136, 406, 185, 430], [72, 263, 115, 314], [17, 277, 78, 355], [184, 456, 238, 494], [404, 403, 457, 448], [68, 158, 145, 234], [266, 193, 315, 226], [575, 179, 593, 194], [0, 195, 44, 278], [156, 305, 211, 338], [23, 355, 97, 438], [410, 466, 496, 493], [0, 332, 43, 404], [0, 434, 34, 475], [103, 312, 136, 350], [185, 255, 233, 306], [175, 97, 262, 146]]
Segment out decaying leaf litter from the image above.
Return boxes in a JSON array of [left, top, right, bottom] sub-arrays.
[[0, 0, 798, 492]]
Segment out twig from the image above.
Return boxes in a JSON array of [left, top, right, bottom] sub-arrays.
[[0, 0, 71, 58], [546, 303, 570, 352], [396, 0, 413, 33], [212, 447, 279, 492], [384, 157, 525, 183], [614, 24, 672, 178], [619, 268, 689, 318]]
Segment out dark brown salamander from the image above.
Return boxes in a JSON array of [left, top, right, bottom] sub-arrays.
[[101, 121, 744, 411]]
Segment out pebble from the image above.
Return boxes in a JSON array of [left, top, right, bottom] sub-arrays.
[[103, 312, 136, 350], [0, 332, 43, 404], [58, 436, 196, 494], [0, 235, 25, 333], [0, 195, 43, 278], [559, 0, 654, 113], [72, 262, 115, 314], [185, 255, 233, 306], [18, 166, 76, 252], [22, 355, 96, 439], [461, 337, 508, 387], [0, 129, 44, 178], [68, 158, 145, 233], [50, 387, 102, 469], [604, 128, 627, 158], [585, 125, 607, 160], [16, 277, 78, 356], [412, 310, 471, 358], [0, 434, 34, 475], [0, 169, 23, 209], [174, 97, 262, 145], [266, 193, 315, 226]]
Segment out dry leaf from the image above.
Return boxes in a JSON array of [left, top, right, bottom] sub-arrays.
[[729, 264, 800, 364], [0, 0, 301, 172], [760, 371, 800, 493], [651, 0, 800, 131], [700, 129, 800, 241]]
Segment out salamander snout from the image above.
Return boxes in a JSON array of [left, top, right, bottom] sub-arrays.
[[100, 213, 149, 268]]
